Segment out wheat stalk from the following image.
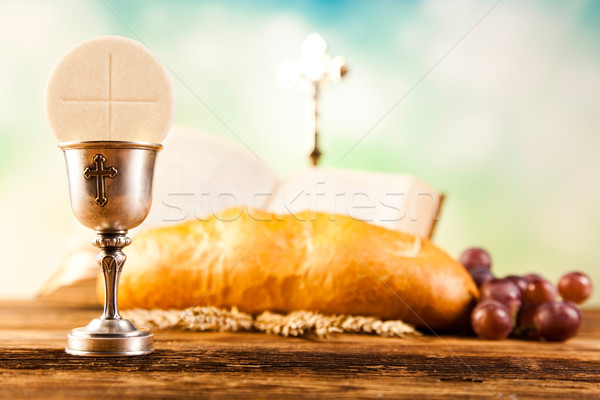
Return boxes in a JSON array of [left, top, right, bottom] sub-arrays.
[[123, 307, 420, 339]]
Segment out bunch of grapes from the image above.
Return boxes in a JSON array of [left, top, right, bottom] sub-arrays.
[[460, 247, 593, 341]]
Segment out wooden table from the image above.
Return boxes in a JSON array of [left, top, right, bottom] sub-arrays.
[[0, 300, 599, 399]]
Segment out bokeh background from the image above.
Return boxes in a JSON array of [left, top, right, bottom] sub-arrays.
[[0, 0, 599, 304]]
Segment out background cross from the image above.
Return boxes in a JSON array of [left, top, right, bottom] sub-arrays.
[[277, 34, 348, 166]]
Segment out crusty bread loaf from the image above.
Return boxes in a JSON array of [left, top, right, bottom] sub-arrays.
[[101, 208, 478, 331]]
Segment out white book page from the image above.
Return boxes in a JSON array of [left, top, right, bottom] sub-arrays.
[[265, 167, 439, 237], [143, 125, 277, 228], [407, 178, 442, 238]]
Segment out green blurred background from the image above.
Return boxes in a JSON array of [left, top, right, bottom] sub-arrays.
[[0, 0, 598, 304]]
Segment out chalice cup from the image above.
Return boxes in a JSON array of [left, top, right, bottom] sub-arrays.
[[60, 141, 161, 356]]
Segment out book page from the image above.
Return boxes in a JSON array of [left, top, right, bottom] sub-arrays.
[[265, 167, 439, 237], [409, 178, 442, 238], [143, 125, 277, 228]]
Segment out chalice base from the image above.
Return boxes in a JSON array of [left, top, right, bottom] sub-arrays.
[[66, 318, 153, 356]]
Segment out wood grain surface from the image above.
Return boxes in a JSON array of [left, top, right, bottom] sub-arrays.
[[0, 300, 599, 399]]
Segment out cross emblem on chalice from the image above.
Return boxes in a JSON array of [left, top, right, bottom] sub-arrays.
[[83, 154, 117, 207]]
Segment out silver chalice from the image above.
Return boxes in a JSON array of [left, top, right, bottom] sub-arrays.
[[60, 141, 161, 356]]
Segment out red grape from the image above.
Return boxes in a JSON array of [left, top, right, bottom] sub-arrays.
[[471, 300, 513, 340], [469, 265, 495, 288], [459, 247, 491, 271], [558, 272, 593, 304], [565, 301, 584, 320], [523, 279, 557, 306], [534, 301, 582, 341], [480, 278, 522, 316], [515, 304, 539, 339], [505, 275, 528, 295]]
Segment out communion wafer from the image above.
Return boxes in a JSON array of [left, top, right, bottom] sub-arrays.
[[45, 35, 175, 143]]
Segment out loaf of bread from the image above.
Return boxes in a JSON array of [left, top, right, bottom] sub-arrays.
[[103, 208, 478, 331]]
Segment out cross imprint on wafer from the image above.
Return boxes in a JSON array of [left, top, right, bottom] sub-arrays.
[[83, 154, 117, 207], [62, 54, 157, 139]]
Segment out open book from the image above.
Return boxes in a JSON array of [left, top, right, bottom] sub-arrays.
[[147, 126, 442, 237], [38, 126, 443, 304]]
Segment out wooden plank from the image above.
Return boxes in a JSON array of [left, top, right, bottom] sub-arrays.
[[0, 300, 599, 399]]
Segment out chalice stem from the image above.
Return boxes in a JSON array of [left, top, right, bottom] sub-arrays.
[[99, 251, 124, 319], [94, 233, 131, 320]]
